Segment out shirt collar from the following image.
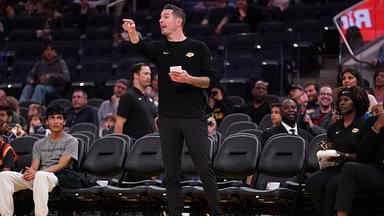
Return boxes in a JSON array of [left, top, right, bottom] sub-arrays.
[[281, 121, 298, 135]]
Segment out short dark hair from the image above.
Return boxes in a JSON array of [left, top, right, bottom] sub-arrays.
[[0, 105, 12, 116], [131, 62, 150, 81], [335, 86, 369, 118], [72, 89, 88, 99], [270, 103, 281, 110], [163, 4, 186, 26], [46, 103, 66, 119], [304, 81, 319, 93]]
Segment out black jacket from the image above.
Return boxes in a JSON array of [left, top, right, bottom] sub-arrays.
[[261, 124, 313, 148], [358, 115, 384, 171]]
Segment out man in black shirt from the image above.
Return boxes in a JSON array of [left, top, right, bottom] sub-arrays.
[[239, 80, 270, 124], [114, 63, 157, 139], [65, 89, 98, 128], [122, 4, 223, 216]]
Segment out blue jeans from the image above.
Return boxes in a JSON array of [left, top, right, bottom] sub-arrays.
[[19, 84, 57, 104]]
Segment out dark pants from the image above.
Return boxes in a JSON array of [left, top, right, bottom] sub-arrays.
[[306, 168, 340, 216], [159, 116, 223, 216], [335, 162, 384, 212]]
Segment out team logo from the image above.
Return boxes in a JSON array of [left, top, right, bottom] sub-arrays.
[[186, 52, 194, 57], [352, 128, 359, 133]]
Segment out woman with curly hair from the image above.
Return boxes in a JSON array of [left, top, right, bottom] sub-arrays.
[[306, 85, 369, 216]]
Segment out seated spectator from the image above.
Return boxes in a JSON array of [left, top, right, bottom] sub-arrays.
[[35, 1, 63, 42], [207, 85, 234, 126], [261, 98, 312, 147], [65, 89, 98, 128], [306, 86, 369, 216], [25, 115, 50, 136], [310, 85, 334, 127], [335, 109, 384, 216], [240, 80, 271, 124], [23, 0, 43, 15], [302, 85, 334, 136], [27, 103, 44, 120], [0, 105, 22, 127], [0, 120, 18, 171], [340, 68, 377, 110], [211, 0, 253, 34], [304, 82, 319, 112], [99, 113, 115, 136], [0, 118, 20, 143], [0, 103, 78, 216], [201, 0, 234, 34], [270, 103, 281, 127], [98, 79, 128, 127], [72, 0, 96, 34], [19, 44, 70, 105], [373, 68, 384, 103], [6, 96, 20, 116]]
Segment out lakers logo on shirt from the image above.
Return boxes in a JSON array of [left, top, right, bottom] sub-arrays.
[[186, 52, 194, 57], [352, 128, 359, 133]]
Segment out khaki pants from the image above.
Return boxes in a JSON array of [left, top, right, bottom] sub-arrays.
[[0, 171, 58, 216]]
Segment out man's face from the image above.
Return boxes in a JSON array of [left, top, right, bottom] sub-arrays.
[[113, 82, 128, 98], [318, 87, 333, 107], [304, 84, 318, 104], [43, 46, 57, 61], [159, 9, 182, 36], [72, 91, 87, 110], [135, 66, 152, 89], [252, 83, 268, 101], [47, 114, 65, 132], [280, 100, 298, 125]]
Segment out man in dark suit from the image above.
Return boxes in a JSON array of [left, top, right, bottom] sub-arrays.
[[261, 98, 313, 148]]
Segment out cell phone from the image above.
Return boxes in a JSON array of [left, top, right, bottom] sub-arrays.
[[169, 66, 183, 73]]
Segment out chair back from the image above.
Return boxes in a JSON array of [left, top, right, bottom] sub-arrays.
[[124, 134, 164, 177], [307, 133, 327, 171], [82, 136, 126, 176], [69, 122, 98, 135], [259, 134, 306, 177], [224, 121, 258, 138], [213, 133, 260, 177], [239, 129, 263, 141], [259, 114, 272, 131], [10, 136, 39, 171], [218, 113, 251, 135], [181, 138, 215, 176]]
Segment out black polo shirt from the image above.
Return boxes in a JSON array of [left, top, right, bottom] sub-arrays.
[[117, 87, 157, 139], [327, 117, 366, 154]]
